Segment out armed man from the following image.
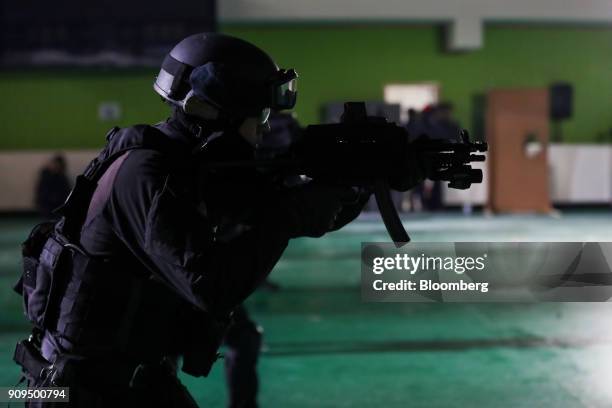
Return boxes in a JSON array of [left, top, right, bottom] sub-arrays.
[[11, 29, 491, 407], [14, 33, 409, 407]]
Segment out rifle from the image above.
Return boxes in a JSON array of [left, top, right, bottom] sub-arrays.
[[208, 102, 487, 246]]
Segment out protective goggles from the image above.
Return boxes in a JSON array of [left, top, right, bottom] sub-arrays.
[[268, 69, 298, 111]]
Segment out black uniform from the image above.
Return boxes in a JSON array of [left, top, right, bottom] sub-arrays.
[[17, 110, 367, 407]]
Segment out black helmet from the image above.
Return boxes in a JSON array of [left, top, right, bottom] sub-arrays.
[[154, 33, 297, 124]]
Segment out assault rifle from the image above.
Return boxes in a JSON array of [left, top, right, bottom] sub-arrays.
[[208, 102, 487, 245]]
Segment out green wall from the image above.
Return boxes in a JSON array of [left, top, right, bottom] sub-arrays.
[[1, 24, 611, 149]]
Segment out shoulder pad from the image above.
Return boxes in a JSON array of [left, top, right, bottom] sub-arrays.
[[105, 125, 178, 156], [104, 126, 120, 142]]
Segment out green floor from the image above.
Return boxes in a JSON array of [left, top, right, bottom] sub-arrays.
[[2, 211, 612, 407]]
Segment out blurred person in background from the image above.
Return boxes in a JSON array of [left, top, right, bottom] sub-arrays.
[[433, 102, 461, 141], [405, 108, 423, 140], [34, 154, 71, 219], [406, 103, 461, 212]]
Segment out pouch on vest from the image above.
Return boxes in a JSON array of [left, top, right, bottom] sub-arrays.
[[15, 222, 72, 330], [13, 128, 123, 330]]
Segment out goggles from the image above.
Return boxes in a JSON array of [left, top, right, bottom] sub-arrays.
[[268, 69, 298, 111]]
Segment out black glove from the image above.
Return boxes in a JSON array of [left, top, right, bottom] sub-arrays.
[[328, 187, 372, 232], [282, 182, 359, 238]]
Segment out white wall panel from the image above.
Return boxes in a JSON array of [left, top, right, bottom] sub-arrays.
[[220, 0, 612, 50], [442, 145, 612, 206], [548, 145, 612, 203], [220, 0, 612, 23]]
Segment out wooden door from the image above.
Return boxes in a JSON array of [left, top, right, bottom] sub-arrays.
[[487, 88, 551, 212]]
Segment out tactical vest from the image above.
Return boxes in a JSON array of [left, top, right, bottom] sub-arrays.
[[15, 125, 224, 376]]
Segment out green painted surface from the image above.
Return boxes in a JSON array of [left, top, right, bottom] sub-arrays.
[[2, 212, 612, 406], [0, 70, 167, 150], [0, 25, 611, 149]]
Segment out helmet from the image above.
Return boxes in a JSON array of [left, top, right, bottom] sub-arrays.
[[154, 33, 297, 125]]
